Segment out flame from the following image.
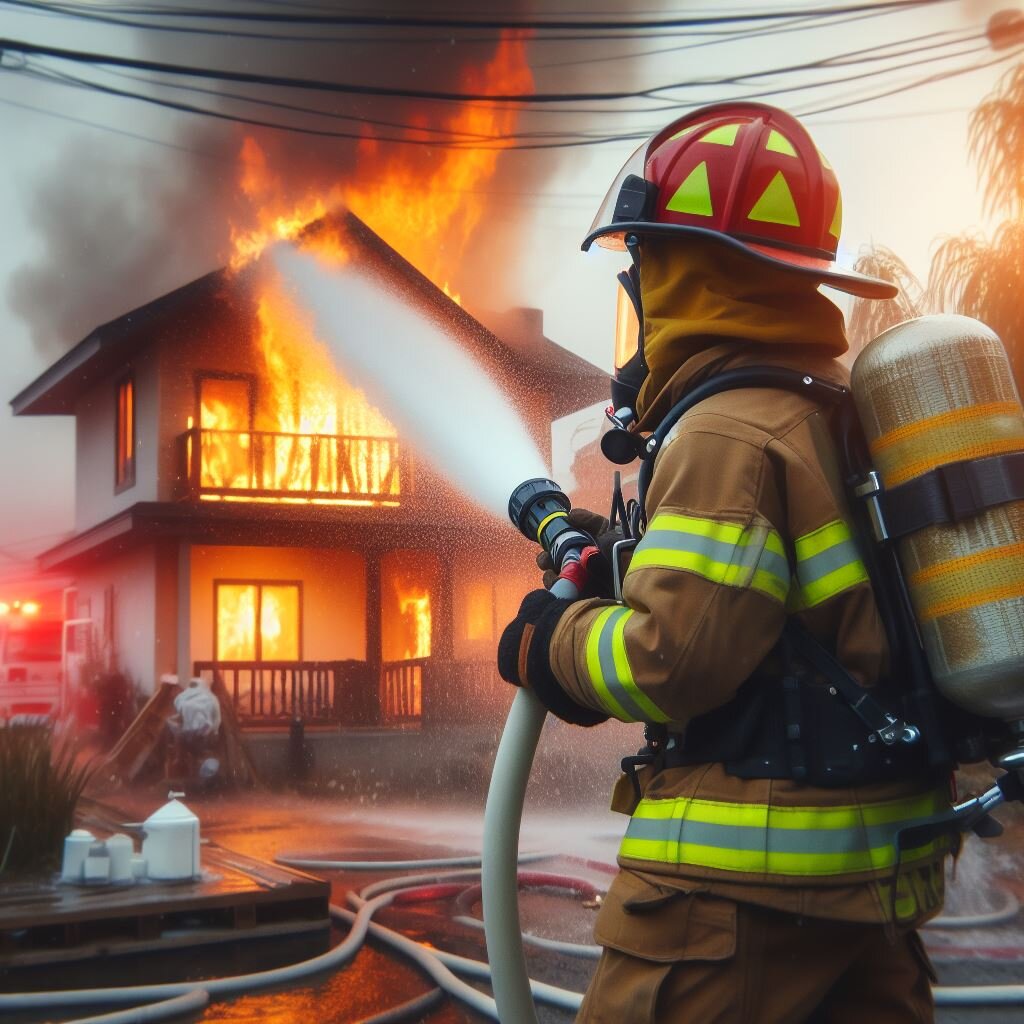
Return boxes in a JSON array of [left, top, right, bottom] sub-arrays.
[[201, 34, 531, 507], [217, 584, 256, 660], [398, 589, 432, 660]]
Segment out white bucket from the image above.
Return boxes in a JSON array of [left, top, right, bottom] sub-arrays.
[[141, 798, 201, 881]]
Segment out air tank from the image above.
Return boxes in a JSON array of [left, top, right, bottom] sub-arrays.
[[851, 314, 1024, 724]]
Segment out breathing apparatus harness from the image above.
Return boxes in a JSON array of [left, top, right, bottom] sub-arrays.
[[604, 364, 1024, 836]]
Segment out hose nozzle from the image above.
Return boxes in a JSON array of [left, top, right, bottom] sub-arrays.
[[508, 477, 594, 573]]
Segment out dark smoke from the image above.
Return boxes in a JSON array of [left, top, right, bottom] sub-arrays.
[[9, 0, 614, 357]]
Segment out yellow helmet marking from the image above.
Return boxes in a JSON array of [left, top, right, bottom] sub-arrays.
[[829, 193, 843, 238], [747, 171, 800, 227], [699, 123, 740, 146], [665, 160, 713, 217], [765, 130, 797, 157]]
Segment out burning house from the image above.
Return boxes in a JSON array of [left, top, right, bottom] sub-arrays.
[[9, 210, 606, 761]]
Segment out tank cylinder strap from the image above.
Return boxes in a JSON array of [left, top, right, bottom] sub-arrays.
[[879, 450, 1024, 538]]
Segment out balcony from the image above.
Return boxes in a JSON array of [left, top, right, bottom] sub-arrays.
[[179, 427, 410, 504]]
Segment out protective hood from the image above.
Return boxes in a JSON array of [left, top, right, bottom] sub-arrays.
[[635, 237, 849, 429]]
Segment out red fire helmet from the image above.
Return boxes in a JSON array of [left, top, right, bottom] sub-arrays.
[[583, 102, 897, 300]]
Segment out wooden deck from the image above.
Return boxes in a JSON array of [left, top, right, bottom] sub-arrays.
[[0, 803, 330, 970]]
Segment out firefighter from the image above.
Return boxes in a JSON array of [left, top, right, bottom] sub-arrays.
[[498, 103, 951, 1022]]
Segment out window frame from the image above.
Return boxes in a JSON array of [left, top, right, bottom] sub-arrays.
[[114, 374, 136, 493], [213, 579, 303, 663]]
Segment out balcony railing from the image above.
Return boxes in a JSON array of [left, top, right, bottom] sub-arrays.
[[180, 427, 409, 503]]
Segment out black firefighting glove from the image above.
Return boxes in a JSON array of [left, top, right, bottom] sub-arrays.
[[497, 590, 608, 727], [536, 508, 624, 595]]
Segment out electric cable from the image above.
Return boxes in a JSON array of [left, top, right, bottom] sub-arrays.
[[0, 1, 954, 33], [1, 0, 934, 46], [0, 23, 987, 108], [33, 20, 984, 143]]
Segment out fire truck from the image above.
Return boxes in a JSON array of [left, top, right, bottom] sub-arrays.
[[0, 599, 64, 723]]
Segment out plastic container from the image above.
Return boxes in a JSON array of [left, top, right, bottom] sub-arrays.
[[61, 829, 96, 882], [141, 797, 201, 880], [106, 833, 135, 883]]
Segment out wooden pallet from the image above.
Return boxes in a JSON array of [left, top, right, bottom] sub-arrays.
[[0, 840, 329, 969]]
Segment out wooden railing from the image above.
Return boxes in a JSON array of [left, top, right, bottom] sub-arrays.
[[179, 428, 409, 503], [194, 657, 502, 728], [192, 660, 365, 724], [381, 659, 426, 725]]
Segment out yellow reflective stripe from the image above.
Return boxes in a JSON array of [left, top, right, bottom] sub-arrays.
[[609, 610, 670, 724], [618, 837, 942, 876], [790, 519, 868, 609], [620, 790, 948, 877], [584, 607, 634, 721], [535, 510, 566, 543], [629, 513, 791, 604]]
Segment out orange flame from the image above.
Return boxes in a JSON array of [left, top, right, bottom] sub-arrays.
[[201, 34, 532, 505]]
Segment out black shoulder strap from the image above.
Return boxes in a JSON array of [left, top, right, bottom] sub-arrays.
[[636, 366, 849, 528]]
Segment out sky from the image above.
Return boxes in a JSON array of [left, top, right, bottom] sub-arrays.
[[0, 0, 1017, 579]]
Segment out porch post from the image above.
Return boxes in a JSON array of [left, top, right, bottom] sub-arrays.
[[176, 540, 192, 681], [364, 551, 382, 725]]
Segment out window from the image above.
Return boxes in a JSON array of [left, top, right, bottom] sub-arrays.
[[215, 581, 301, 662], [197, 375, 254, 491], [115, 376, 135, 490]]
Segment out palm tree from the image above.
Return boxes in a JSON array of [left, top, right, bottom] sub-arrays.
[[927, 63, 1024, 378], [847, 246, 926, 355], [849, 62, 1024, 380]]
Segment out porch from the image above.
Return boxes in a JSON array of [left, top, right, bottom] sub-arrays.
[[191, 657, 499, 729]]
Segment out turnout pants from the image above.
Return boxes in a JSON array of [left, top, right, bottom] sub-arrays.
[[576, 894, 936, 1024]]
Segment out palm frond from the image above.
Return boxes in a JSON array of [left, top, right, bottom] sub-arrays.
[[969, 64, 1024, 218], [847, 245, 927, 353]]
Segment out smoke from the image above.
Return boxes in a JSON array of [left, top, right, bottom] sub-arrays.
[[8, 0, 615, 356]]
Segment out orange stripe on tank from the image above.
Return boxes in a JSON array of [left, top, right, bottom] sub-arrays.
[[918, 580, 1024, 622], [909, 541, 1024, 587], [885, 438, 1024, 487], [870, 401, 1022, 456]]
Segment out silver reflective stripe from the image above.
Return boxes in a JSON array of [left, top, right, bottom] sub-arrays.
[[597, 607, 649, 722], [796, 537, 863, 588], [639, 528, 790, 582]]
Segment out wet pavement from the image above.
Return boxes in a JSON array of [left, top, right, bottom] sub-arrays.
[[5, 788, 1024, 1023]]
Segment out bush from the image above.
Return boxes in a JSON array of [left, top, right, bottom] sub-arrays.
[[0, 723, 92, 877]]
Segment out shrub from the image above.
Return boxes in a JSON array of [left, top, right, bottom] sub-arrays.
[[0, 723, 92, 877]]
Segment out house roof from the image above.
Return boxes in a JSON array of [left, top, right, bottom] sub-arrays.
[[11, 211, 607, 420]]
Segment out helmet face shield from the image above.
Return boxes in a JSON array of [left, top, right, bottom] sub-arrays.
[[585, 141, 648, 251]]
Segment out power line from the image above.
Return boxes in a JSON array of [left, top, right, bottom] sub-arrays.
[[1, 0, 952, 32]]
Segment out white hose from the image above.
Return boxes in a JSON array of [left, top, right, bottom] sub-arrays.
[[934, 985, 1024, 1005], [926, 887, 1021, 929], [277, 851, 551, 871], [0, 891, 390, 1012], [55, 990, 210, 1024], [482, 688, 549, 1024], [454, 914, 600, 959]]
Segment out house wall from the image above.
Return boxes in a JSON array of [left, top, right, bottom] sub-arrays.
[[73, 545, 159, 694], [188, 545, 367, 663], [74, 347, 160, 533], [156, 302, 263, 501], [450, 540, 537, 663]]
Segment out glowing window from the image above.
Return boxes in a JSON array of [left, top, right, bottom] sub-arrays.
[[215, 581, 301, 662], [115, 376, 135, 490]]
